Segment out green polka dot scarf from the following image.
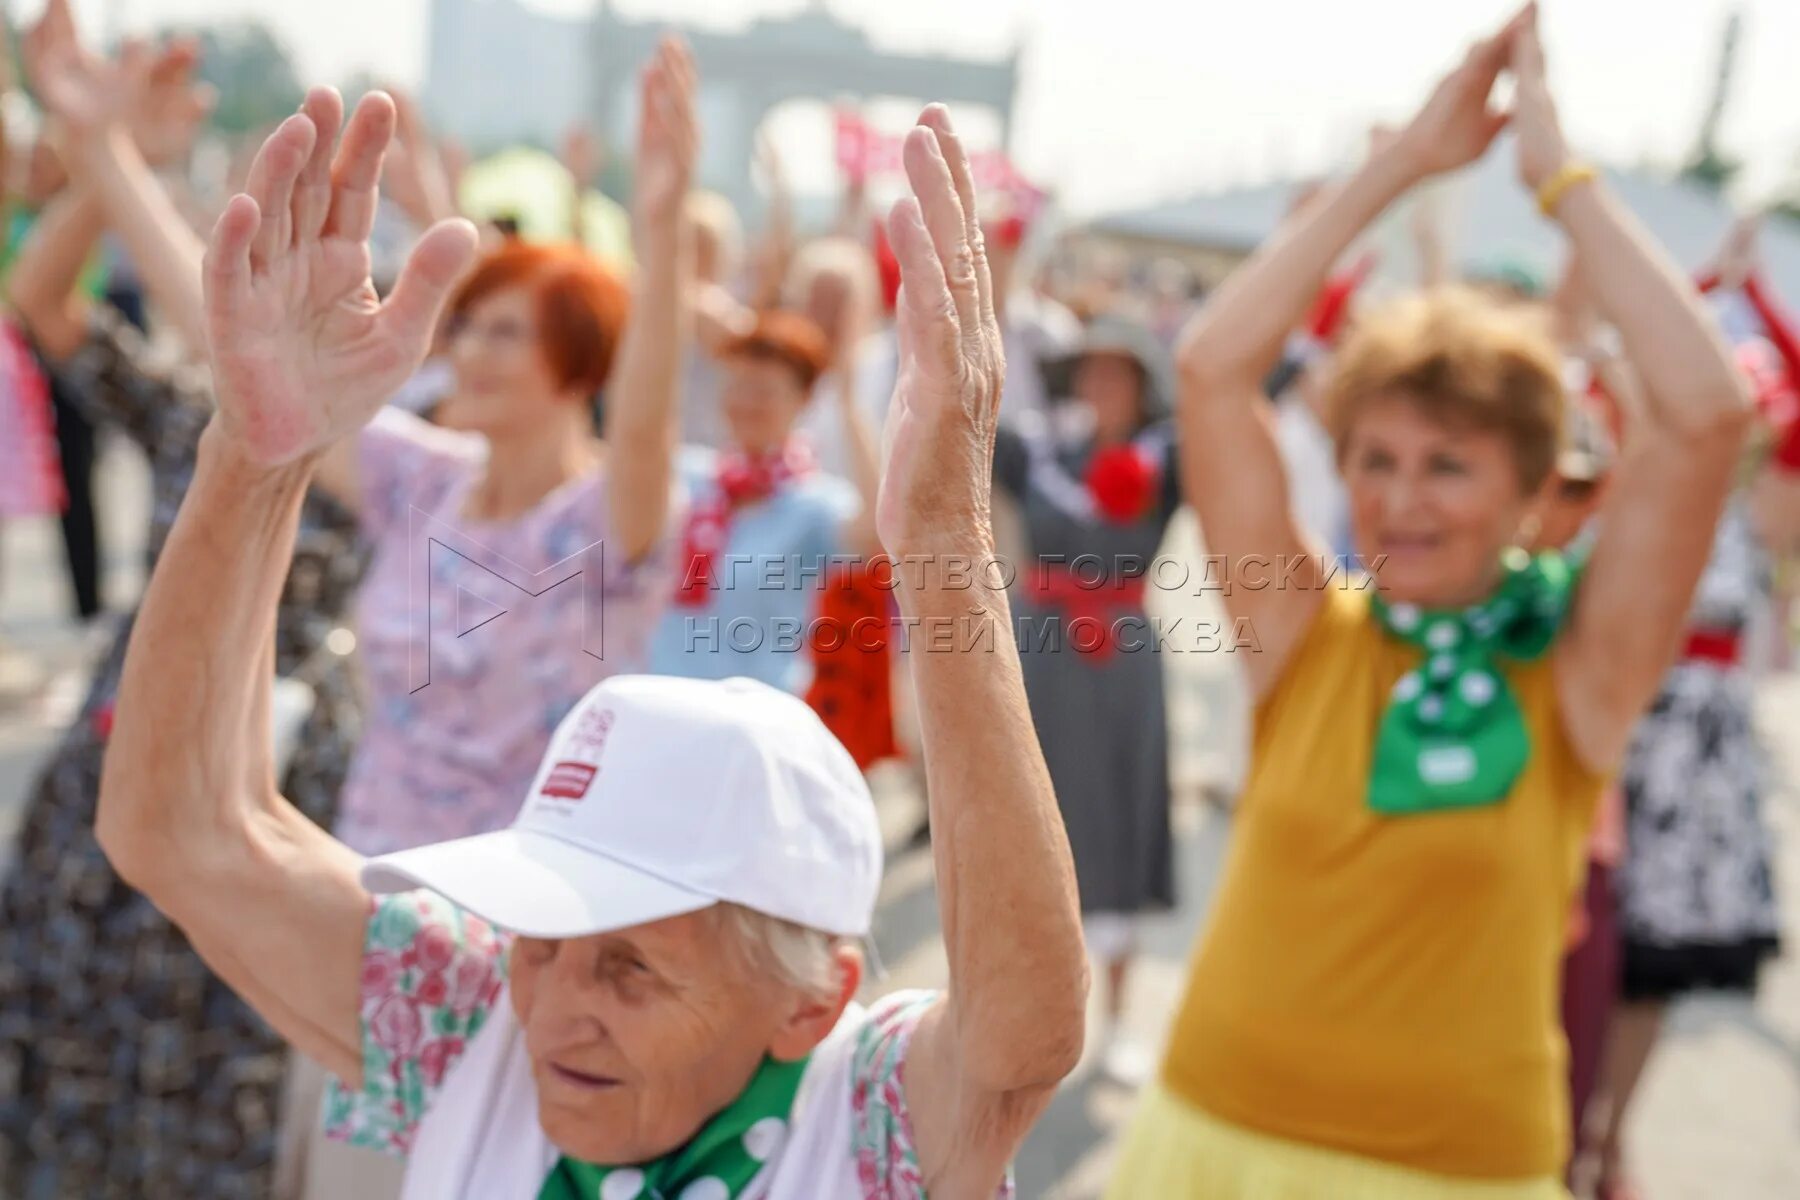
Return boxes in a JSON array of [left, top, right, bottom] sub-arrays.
[[537, 1054, 809, 1200], [1367, 547, 1584, 816]]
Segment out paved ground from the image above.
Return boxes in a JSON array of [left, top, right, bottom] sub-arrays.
[[1, 448, 1796, 1198]]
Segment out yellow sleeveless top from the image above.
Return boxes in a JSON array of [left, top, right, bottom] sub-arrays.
[[1161, 586, 1607, 1179]]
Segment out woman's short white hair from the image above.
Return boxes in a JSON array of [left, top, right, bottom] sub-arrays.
[[718, 902, 849, 1001]]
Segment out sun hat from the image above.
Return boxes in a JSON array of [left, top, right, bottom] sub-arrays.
[[361, 675, 884, 940], [1043, 311, 1174, 422]]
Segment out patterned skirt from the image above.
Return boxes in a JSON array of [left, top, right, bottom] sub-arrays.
[[1106, 1084, 1570, 1200], [1616, 662, 1782, 1000], [0, 646, 359, 1199]]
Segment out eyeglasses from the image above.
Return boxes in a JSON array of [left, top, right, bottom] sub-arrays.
[[445, 313, 536, 350]]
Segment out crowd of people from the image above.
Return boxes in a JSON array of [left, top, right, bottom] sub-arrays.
[[0, 1, 1796, 1197]]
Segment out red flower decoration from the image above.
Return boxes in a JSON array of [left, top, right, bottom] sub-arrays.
[[91, 701, 116, 739], [414, 922, 458, 974], [360, 951, 402, 999], [415, 971, 449, 1008], [418, 1036, 466, 1088], [1085, 444, 1160, 524]]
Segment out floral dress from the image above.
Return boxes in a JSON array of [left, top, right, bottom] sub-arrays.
[[335, 409, 671, 856], [327, 893, 1014, 1198], [0, 311, 367, 1200]]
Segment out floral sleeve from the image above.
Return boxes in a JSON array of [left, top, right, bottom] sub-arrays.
[[850, 990, 1016, 1199], [322, 891, 510, 1156]]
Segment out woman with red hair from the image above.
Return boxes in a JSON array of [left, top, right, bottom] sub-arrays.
[[651, 307, 882, 692], [301, 43, 695, 859]]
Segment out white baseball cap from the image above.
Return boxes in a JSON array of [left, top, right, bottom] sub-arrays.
[[361, 675, 883, 940]]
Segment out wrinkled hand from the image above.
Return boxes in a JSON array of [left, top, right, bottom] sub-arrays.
[[1389, 7, 1523, 182], [876, 106, 1006, 558], [1508, 4, 1571, 192], [204, 89, 477, 468], [631, 38, 697, 228]]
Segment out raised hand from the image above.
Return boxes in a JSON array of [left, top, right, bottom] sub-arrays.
[[1508, 3, 1571, 192], [1390, 7, 1525, 182], [631, 38, 697, 228], [560, 123, 605, 189], [1710, 214, 1761, 291], [876, 105, 1006, 558], [24, 1, 213, 166], [131, 38, 216, 166], [203, 89, 476, 467], [382, 86, 460, 229]]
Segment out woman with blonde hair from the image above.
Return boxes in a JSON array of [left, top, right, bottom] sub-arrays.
[[1109, 7, 1756, 1196]]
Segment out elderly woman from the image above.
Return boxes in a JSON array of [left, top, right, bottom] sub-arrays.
[[95, 93, 1086, 1200], [290, 42, 692, 859], [994, 313, 1182, 1086], [649, 307, 881, 693], [1107, 9, 1753, 1198], [0, 15, 366, 1195]]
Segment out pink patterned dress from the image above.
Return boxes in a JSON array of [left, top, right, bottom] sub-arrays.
[[336, 408, 674, 854]]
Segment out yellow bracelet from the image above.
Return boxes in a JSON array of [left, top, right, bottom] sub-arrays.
[[1537, 162, 1599, 218]]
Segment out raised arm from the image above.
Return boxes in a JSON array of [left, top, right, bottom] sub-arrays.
[[384, 87, 462, 231], [826, 280, 884, 557], [748, 131, 795, 311], [603, 38, 695, 563], [1175, 16, 1517, 696], [5, 184, 104, 359], [26, 2, 214, 355], [1500, 9, 1754, 770], [880, 107, 1086, 1197], [95, 92, 476, 1083]]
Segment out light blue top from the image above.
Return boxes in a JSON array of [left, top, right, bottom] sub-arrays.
[[649, 445, 860, 692]]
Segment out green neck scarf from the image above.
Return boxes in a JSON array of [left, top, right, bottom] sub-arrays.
[[1367, 547, 1582, 816], [537, 1054, 808, 1200]]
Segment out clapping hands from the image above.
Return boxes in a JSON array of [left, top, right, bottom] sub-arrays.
[[1387, 3, 1571, 195], [24, 0, 214, 167]]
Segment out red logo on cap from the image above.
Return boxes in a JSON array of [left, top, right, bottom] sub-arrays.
[[541, 761, 598, 800]]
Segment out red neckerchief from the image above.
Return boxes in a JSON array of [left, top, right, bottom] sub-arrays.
[[674, 440, 817, 608]]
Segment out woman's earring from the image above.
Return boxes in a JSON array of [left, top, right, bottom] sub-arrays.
[[1517, 513, 1543, 549]]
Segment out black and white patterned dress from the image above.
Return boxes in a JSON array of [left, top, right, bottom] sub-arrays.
[[1616, 498, 1782, 999], [0, 311, 366, 1198]]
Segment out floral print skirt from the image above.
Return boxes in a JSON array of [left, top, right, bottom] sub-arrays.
[[0, 652, 359, 1200]]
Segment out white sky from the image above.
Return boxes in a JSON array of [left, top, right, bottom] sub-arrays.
[[26, 0, 1800, 216]]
